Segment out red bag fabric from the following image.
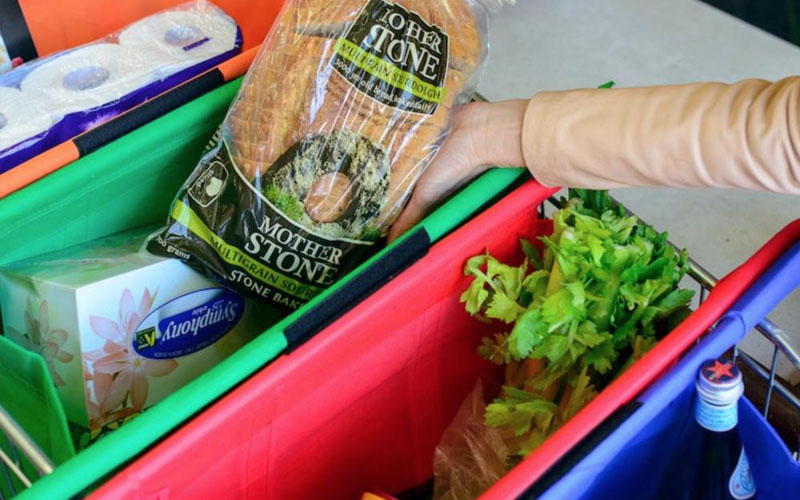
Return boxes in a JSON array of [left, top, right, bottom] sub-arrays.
[[89, 181, 800, 500]]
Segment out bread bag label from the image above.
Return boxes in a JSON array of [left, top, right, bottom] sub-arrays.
[[148, 141, 376, 310], [332, 0, 449, 115]]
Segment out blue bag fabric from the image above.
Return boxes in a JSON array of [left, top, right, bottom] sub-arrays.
[[536, 241, 800, 500]]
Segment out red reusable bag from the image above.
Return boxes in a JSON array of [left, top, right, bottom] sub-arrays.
[[89, 180, 800, 500]]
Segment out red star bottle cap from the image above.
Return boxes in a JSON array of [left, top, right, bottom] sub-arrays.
[[696, 358, 744, 406]]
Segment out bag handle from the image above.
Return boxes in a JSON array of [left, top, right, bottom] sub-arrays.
[[0, 0, 37, 63], [284, 227, 431, 349], [283, 167, 530, 351]]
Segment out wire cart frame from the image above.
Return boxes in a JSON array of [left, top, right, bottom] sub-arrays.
[[2, 198, 799, 498]]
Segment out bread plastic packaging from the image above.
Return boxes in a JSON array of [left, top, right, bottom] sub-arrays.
[[149, 0, 513, 310]]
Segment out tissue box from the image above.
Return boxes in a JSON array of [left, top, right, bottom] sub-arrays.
[[0, 229, 272, 430]]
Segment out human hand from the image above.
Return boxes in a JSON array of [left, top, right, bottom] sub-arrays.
[[388, 99, 529, 241]]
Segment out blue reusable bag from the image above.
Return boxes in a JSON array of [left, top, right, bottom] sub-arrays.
[[532, 241, 800, 500], [739, 397, 800, 499]]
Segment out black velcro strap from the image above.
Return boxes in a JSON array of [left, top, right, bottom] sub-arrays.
[[518, 401, 642, 500], [0, 0, 37, 61], [74, 69, 225, 157], [284, 227, 431, 349]]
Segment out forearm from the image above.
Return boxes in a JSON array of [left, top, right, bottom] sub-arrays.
[[520, 78, 800, 194], [466, 99, 528, 169], [391, 78, 800, 240]]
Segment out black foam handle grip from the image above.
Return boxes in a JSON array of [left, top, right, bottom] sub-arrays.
[[75, 69, 225, 157], [0, 0, 37, 62], [284, 227, 431, 350]]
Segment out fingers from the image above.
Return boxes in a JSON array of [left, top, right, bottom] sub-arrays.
[[388, 160, 487, 242], [387, 187, 431, 242], [385, 101, 502, 243]]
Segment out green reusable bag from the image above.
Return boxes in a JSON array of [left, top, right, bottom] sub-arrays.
[[0, 336, 74, 497]]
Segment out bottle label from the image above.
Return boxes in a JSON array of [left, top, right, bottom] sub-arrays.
[[729, 448, 756, 499], [695, 397, 738, 432]]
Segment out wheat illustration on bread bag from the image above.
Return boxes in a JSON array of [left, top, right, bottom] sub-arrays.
[[149, 0, 511, 310]]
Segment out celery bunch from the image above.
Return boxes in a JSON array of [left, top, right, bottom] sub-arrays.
[[461, 189, 694, 460]]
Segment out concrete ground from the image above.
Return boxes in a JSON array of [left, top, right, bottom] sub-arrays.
[[476, 0, 800, 383]]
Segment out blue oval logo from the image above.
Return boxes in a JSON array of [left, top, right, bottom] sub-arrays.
[[133, 288, 245, 359]]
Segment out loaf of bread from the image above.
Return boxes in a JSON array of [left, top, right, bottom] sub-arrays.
[[228, 0, 484, 232], [150, 0, 502, 309]]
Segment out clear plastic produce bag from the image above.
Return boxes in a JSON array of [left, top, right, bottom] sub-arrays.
[[433, 381, 510, 500]]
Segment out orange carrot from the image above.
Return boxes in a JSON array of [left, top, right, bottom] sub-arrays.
[[524, 358, 547, 379], [558, 384, 575, 415], [538, 380, 561, 402], [504, 361, 521, 388]]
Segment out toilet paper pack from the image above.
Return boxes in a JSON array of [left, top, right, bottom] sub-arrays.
[[0, 86, 58, 152], [0, 0, 242, 174], [119, 6, 240, 77], [20, 44, 154, 117]]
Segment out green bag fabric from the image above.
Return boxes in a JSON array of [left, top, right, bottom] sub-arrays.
[[0, 336, 74, 497], [0, 82, 237, 268], [1, 74, 527, 499]]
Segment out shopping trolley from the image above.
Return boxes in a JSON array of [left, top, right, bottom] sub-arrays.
[[70, 181, 800, 500]]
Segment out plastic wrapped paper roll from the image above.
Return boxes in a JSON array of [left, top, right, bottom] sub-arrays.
[[0, 86, 57, 152], [118, 5, 239, 75], [0, 1, 243, 174], [20, 43, 152, 116]]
